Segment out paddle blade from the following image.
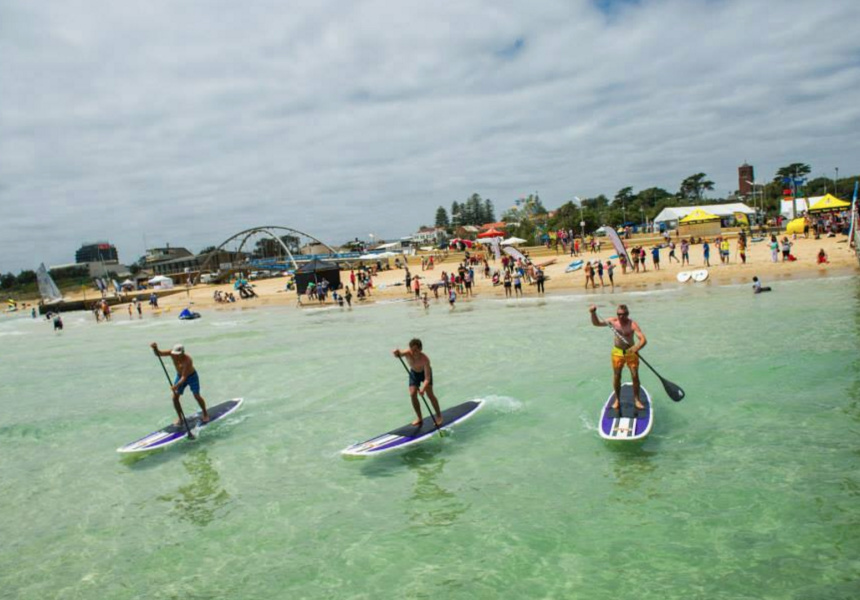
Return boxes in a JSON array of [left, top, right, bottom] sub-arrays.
[[661, 377, 685, 402]]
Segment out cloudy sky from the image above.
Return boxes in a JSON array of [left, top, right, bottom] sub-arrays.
[[2, 0, 859, 272]]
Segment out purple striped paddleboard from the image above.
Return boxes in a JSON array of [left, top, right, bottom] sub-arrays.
[[599, 384, 653, 441], [117, 398, 244, 453], [341, 400, 484, 457]]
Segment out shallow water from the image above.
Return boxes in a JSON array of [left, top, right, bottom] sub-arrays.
[[2, 277, 859, 599]]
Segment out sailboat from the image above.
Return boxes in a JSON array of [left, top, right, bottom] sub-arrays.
[[37, 263, 64, 305]]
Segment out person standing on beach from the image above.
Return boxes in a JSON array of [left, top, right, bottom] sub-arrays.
[[702, 240, 711, 267], [344, 286, 352, 307], [584, 261, 595, 289], [393, 339, 443, 426], [503, 270, 512, 297], [589, 304, 647, 411], [150, 343, 210, 426], [596, 261, 605, 286], [681, 239, 690, 266], [513, 271, 523, 297], [651, 246, 660, 270], [770, 235, 779, 262], [668, 241, 679, 263], [720, 238, 730, 264], [606, 261, 615, 289], [535, 266, 545, 294]]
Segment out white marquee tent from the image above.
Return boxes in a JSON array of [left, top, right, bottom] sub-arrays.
[[653, 203, 755, 228]]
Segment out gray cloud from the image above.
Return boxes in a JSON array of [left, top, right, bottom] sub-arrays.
[[1, 0, 859, 271]]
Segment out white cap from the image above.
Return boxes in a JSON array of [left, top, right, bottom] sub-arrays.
[[171, 344, 185, 356]]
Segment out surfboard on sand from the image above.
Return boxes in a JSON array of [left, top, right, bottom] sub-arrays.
[[566, 260, 584, 273], [599, 383, 652, 441], [692, 269, 709, 282], [677, 271, 692, 283], [117, 398, 244, 453], [341, 400, 484, 457]]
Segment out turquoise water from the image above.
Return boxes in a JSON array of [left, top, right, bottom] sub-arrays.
[[2, 277, 859, 599]]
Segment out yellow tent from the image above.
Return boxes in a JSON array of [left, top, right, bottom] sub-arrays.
[[680, 208, 721, 224], [808, 194, 850, 213]]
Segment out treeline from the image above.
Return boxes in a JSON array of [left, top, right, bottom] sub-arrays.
[[1, 265, 93, 297], [428, 164, 857, 242]]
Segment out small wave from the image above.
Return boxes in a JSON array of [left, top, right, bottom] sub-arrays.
[[479, 395, 524, 413], [579, 413, 599, 432]]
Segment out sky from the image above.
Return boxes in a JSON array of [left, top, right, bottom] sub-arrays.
[[2, 0, 859, 272]]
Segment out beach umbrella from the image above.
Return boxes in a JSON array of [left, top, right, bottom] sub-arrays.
[[501, 237, 527, 246], [477, 228, 505, 238]]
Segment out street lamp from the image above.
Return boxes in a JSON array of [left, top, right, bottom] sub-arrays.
[[745, 180, 760, 224], [835, 167, 839, 197], [574, 196, 585, 238]]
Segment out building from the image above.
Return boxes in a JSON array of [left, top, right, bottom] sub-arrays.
[[411, 226, 447, 246], [75, 242, 118, 264], [145, 245, 193, 265], [738, 163, 755, 197]]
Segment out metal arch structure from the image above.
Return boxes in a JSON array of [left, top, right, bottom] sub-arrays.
[[199, 226, 339, 272]]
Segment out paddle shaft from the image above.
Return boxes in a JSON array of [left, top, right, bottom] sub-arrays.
[[598, 312, 686, 402], [397, 355, 444, 436], [155, 353, 195, 439]]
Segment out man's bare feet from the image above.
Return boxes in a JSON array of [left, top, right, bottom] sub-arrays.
[[635, 403, 646, 410], [201, 415, 210, 423], [611, 401, 619, 410], [434, 415, 444, 427], [411, 417, 423, 426]]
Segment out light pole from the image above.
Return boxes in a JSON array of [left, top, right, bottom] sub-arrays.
[[745, 180, 760, 224], [835, 167, 839, 197], [574, 196, 585, 238]]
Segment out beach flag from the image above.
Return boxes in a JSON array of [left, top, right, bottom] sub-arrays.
[[734, 212, 750, 229], [604, 226, 632, 267], [503, 246, 527, 263], [490, 237, 502, 261]]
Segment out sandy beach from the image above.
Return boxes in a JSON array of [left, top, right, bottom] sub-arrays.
[[84, 232, 858, 314]]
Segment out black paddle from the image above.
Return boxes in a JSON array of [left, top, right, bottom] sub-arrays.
[[154, 351, 195, 439], [599, 312, 686, 402], [397, 355, 445, 437]]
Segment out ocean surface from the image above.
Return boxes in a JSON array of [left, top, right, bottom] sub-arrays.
[[2, 276, 859, 600]]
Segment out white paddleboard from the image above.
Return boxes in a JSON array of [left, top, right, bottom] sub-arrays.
[[342, 400, 484, 457], [599, 384, 652, 441], [117, 398, 244, 453], [677, 271, 692, 283], [692, 269, 709, 282]]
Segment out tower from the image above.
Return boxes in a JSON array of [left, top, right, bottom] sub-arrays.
[[738, 163, 755, 196]]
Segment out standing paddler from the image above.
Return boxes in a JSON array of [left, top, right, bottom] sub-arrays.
[[393, 338, 443, 427], [589, 304, 647, 411], [151, 342, 210, 425]]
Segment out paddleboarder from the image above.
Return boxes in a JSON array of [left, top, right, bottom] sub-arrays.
[[393, 338, 443, 427], [589, 304, 647, 411], [150, 342, 210, 425]]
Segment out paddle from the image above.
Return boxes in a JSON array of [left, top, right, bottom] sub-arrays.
[[597, 311, 686, 402], [154, 351, 195, 439], [396, 355, 445, 437]]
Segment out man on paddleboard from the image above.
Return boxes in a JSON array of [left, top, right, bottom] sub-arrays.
[[151, 343, 210, 425], [589, 304, 647, 411], [393, 338, 443, 426]]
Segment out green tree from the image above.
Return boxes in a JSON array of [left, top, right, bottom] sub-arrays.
[[0, 273, 15, 290], [16, 270, 37, 285], [198, 246, 217, 255], [450, 201, 461, 227], [679, 173, 715, 202], [434, 206, 450, 228], [483, 198, 496, 223], [773, 163, 811, 183]]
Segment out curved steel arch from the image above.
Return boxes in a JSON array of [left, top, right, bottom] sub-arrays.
[[200, 226, 338, 272]]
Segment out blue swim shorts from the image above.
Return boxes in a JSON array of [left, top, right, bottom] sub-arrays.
[[174, 371, 201, 396]]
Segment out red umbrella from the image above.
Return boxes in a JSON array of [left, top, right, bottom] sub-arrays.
[[477, 228, 505, 238]]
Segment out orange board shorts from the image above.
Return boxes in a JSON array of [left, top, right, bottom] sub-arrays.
[[612, 347, 639, 369]]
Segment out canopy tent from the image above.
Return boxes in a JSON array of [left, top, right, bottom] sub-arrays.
[[679, 208, 720, 224], [294, 259, 341, 295], [147, 275, 174, 289], [808, 193, 850, 213], [679, 208, 721, 237], [501, 237, 527, 246], [780, 197, 810, 219], [654, 203, 754, 226], [449, 238, 475, 249], [477, 228, 505, 238]]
